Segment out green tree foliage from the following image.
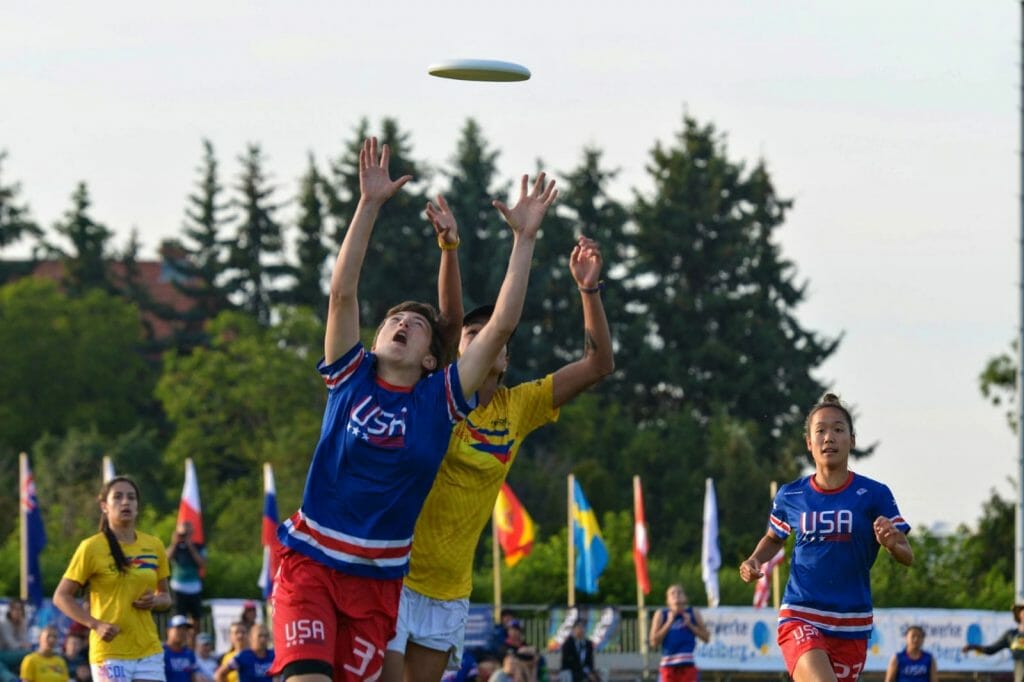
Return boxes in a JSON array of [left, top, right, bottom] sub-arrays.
[[979, 342, 1016, 433], [52, 182, 116, 295], [0, 151, 40, 252], [628, 118, 837, 446], [172, 139, 236, 344], [288, 154, 330, 315], [227, 144, 289, 326], [0, 278, 150, 455], [324, 119, 431, 326], [156, 308, 325, 552], [442, 119, 511, 307]]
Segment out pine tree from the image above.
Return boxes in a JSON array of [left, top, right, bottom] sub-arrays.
[[227, 144, 289, 326], [325, 118, 431, 326], [174, 139, 235, 339], [629, 116, 837, 457], [0, 151, 40, 252], [442, 119, 510, 306], [289, 154, 330, 316], [53, 182, 115, 296]]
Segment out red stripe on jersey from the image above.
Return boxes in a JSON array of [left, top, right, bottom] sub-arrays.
[[290, 515, 411, 560], [324, 350, 365, 389], [779, 606, 873, 628]]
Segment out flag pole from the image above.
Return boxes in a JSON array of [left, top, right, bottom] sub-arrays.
[[567, 474, 576, 607], [19, 452, 28, 601], [492, 513, 502, 622], [770, 481, 781, 610], [634, 476, 650, 680]]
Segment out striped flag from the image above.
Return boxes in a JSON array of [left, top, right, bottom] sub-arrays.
[[257, 463, 281, 597], [572, 479, 608, 594], [753, 548, 786, 608], [176, 458, 205, 545], [493, 482, 535, 567], [632, 476, 650, 595], [701, 478, 721, 607], [20, 454, 47, 606]]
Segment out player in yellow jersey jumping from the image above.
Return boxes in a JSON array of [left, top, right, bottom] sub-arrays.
[[381, 196, 615, 682]]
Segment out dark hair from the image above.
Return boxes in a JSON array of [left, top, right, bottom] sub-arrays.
[[373, 301, 445, 375], [804, 392, 855, 437], [905, 624, 925, 637], [98, 476, 141, 573]]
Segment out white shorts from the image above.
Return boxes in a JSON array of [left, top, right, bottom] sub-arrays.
[[387, 584, 469, 664], [91, 652, 166, 682]]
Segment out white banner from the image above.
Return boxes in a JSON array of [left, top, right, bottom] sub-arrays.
[[207, 599, 264, 653], [694, 607, 1013, 673]]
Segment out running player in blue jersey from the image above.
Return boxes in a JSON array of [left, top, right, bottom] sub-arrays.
[[739, 392, 914, 682], [270, 137, 557, 682], [884, 625, 936, 682]]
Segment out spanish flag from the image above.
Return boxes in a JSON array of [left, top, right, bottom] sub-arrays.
[[493, 482, 535, 567]]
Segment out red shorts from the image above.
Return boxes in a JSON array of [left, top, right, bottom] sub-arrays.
[[659, 665, 698, 682], [270, 548, 402, 682], [777, 620, 867, 682]]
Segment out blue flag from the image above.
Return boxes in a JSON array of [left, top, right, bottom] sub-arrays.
[[21, 456, 47, 606], [572, 479, 608, 594]]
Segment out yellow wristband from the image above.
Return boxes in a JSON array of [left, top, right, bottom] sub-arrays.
[[438, 237, 460, 251]]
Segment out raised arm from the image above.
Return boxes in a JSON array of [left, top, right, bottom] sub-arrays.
[[427, 195, 464, 356], [455, 173, 557, 398], [551, 236, 614, 408], [739, 530, 785, 583], [324, 137, 412, 364]]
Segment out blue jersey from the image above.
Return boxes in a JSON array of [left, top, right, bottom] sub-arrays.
[[894, 649, 932, 680], [659, 607, 697, 668], [228, 649, 275, 682], [279, 343, 474, 579], [769, 472, 909, 639], [163, 645, 197, 682]]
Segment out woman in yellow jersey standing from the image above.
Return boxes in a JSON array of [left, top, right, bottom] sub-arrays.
[[381, 199, 615, 682], [54, 476, 172, 682]]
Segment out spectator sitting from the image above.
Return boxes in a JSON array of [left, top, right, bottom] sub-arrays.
[[62, 625, 91, 682], [164, 614, 198, 682], [560, 621, 598, 682], [0, 599, 31, 682], [193, 633, 218, 682], [218, 621, 249, 682], [215, 624, 274, 682], [489, 610, 517, 656], [239, 602, 258, 632], [19, 626, 68, 682]]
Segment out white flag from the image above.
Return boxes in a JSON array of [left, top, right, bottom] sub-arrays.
[[102, 456, 116, 483], [701, 477, 721, 607]]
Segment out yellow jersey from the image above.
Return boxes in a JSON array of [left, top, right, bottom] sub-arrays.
[[63, 531, 170, 663], [404, 375, 557, 600], [20, 652, 69, 682], [219, 650, 240, 682]]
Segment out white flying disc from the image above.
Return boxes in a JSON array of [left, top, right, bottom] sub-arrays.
[[428, 59, 531, 82]]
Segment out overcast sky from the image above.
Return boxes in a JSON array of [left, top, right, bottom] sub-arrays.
[[2, 1, 1019, 531]]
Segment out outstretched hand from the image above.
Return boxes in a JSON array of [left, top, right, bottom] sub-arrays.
[[426, 195, 459, 245], [359, 137, 413, 205], [493, 172, 558, 239], [570, 236, 603, 288]]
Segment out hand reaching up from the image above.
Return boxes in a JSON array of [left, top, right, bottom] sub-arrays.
[[570, 236, 603, 289], [426, 195, 459, 246], [493, 172, 558, 240], [359, 137, 413, 206]]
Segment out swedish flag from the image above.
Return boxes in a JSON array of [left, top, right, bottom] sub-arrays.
[[572, 479, 608, 594]]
